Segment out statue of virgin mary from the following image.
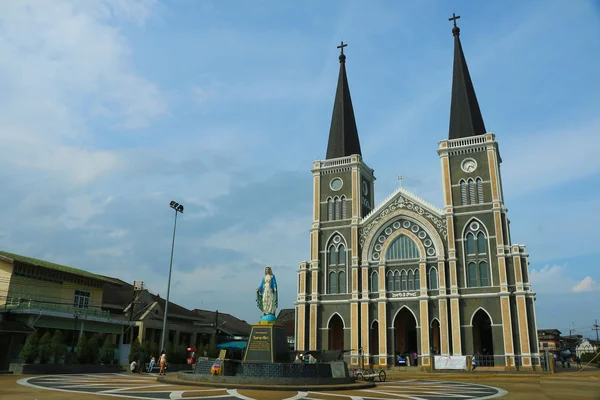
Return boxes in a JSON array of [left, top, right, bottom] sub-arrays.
[[256, 266, 278, 316]]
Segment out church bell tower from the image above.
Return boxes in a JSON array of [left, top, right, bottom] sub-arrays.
[[296, 43, 375, 353], [438, 15, 538, 365]]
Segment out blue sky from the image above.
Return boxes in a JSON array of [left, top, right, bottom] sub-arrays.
[[0, 0, 599, 339]]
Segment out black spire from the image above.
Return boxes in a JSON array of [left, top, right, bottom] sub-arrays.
[[326, 41, 362, 159], [448, 14, 487, 140]]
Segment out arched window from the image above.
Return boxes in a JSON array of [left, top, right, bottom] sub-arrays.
[[466, 233, 475, 255], [401, 270, 408, 291], [328, 246, 337, 265], [477, 232, 486, 254], [408, 270, 415, 290], [334, 197, 340, 220], [328, 271, 337, 294], [386, 234, 420, 260], [479, 262, 489, 287], [371, 271, 379, 292], [327, 198, 333, 221], [429, 267, 438, 290], [338, 271, 346, 293], [460, 180, 467, 205], [468, 179, 475, 205], [394, 270, 400, 291], [415, 269, 421, 290], [341, 196, 347, 219], [468, 262, 478, 287], [338, 245, 346, 265], [476, 178, 483, 203], [386, 272, 394, 291]]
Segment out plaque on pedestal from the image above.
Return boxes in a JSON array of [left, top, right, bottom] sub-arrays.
[[243, 323, 289, 363]]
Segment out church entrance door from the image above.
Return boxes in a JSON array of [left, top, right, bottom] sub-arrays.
[[370, 321, 379, 359], [431, 319, 441, 355], [328, 314, 344, 351], [394, 308, 418, 358], [472, 310, 494, 356]]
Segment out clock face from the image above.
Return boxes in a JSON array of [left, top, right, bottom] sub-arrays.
[[461, 158, 477, 173], [330, 178, 343, 191], [362, 181, 369, 195]]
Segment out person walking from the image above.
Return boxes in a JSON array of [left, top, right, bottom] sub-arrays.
[[148, 355, 156, 373], [159, 350, 167, 376], [139, 349, 146, 375], [575, 355, 581, 369]]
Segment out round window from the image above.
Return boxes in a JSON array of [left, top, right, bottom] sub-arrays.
[[330, 178, 343, 191]]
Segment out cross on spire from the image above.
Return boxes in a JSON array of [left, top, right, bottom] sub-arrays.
[[337, 41, 348, 56], [448, 13, 460, 27]]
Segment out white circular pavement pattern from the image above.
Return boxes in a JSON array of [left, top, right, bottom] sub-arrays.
[[18, 373, 508, 399]]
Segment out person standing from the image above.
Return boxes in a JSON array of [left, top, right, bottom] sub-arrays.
[[159, 350, 167, 376], [148, 355, 156, 373]]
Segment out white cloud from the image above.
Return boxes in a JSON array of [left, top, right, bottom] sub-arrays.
[[0, 0, 167, 186], [572, 276, 600, 293], [530, 265, 577, 294], [501, 121, 600, 198]]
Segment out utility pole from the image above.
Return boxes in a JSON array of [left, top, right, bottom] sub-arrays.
[[593, 319, 600, 343]]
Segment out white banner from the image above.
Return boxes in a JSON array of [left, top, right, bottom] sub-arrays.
[[434, 355, 467, 370]]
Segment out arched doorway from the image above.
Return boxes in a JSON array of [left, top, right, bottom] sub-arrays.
[[431, 319, 441, 355], [370, 321, 379, 359], [394, 308, 418, 357], [328, 314, 344, 350], [472, 309, 493, 355]]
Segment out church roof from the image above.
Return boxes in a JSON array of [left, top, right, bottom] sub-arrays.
[[448, 15, 487, 140], [325, 43, 362, 159]]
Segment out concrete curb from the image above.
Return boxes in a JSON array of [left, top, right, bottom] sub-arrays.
[[157, 376, 376, 392]]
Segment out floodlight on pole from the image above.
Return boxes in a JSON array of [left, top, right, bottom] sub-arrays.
[[160, 200, 184, 352]]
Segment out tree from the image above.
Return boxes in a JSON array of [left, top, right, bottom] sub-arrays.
[[76, 335, 89, 364], [98, 337, 115, 364], [51, 330, 68, 364], [129, 338, 141, 363], [207, 341, 219, 359], [38, 332, 53, 364], [20, 331, 40, 364], [87, 334, 101, 364]]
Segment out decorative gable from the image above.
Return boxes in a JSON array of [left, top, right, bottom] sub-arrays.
[[359, 187, 447, 246]]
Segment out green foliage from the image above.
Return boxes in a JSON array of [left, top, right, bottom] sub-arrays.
[[76, 335, 89, 364], [20, 331, 40, 363], [98, 337, 115, 364], [150, 342, 159, 360], [38, 332, 53, 364], [165, 341, 176, 364], [580, 352, 599, 363], [129, 338, 141, 363], [142, 341, 152, 358], [51, 330, 68, 364], [87, 334, 101, 363], [176, 342, 188, 364], [207, 342, 219, 359]]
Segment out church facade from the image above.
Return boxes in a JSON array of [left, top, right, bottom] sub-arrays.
[[295, 21, 540, 370]]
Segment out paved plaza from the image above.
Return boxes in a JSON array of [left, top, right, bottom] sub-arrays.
[[1, 371, 599, 399]]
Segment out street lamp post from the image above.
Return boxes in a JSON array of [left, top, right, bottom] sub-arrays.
[[71, 312, 80, 353], [160, 200, 184, 353]]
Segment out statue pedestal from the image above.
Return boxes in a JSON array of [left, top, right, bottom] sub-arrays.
[[243, 321, 289, 363]]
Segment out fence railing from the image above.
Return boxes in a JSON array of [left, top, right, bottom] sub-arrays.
[[4, 296, 110, 318]]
